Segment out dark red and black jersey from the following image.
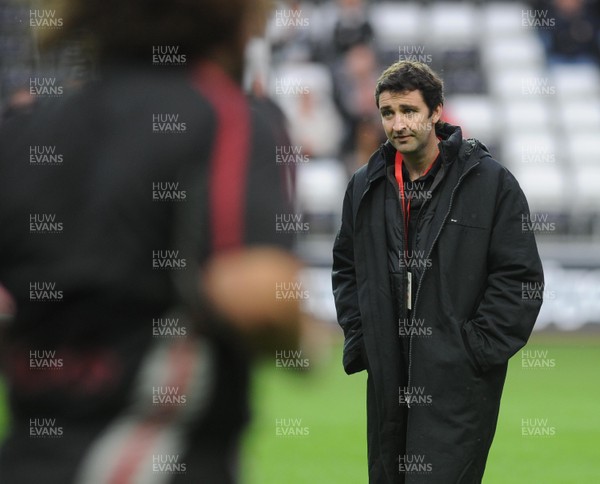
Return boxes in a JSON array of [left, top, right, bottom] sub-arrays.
[[0, 61, 293, 483]]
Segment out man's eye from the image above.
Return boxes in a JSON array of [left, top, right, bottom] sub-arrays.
[[382, 111, 393, 118]]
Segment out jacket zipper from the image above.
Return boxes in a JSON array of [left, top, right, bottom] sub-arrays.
[[405, 160, 480, 408]]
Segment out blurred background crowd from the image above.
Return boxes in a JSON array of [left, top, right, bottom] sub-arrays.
[[1, 0, 600, 331]]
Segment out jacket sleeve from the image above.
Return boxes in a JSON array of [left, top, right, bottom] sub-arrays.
[[462, 169, 544, 373], [332, 175, 367, 375]]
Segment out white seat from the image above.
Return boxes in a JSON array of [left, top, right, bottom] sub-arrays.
[[558, 99, 600, 133], [482, 35, 545, 70], [308, 1, 342, 44], [511, 163, 566, 212], [296, 159, 348, 215], [270, 61, 334, 113], [299, 267, 338, 323], [487, 66, 547, 100], [502, 131, 560, 170], [502, 99, 553, 132], [481, 2, 533, 39], [271, 62, 334, 96], [550, 63, 600, 99], [565, 131, 600, 167], [518, 74, 558, 98], [370, 3, 424, 49], [445, 95, 496, 143], [573, 165, 600, 210], [427, 3, 480, 49]]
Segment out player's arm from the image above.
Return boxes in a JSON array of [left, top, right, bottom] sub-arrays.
[[197, 98, 303, 356]]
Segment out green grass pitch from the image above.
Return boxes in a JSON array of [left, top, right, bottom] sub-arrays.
[[0, 333, 598, 483], [241, 333, 600, 483]]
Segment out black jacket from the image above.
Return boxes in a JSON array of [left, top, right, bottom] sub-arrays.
[[332, 123, 544, 483]]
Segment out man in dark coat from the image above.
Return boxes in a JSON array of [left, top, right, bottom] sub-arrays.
[[332, 61, 544, 483]]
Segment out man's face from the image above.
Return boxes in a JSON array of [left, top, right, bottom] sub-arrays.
[[378, 89, 441, 157]]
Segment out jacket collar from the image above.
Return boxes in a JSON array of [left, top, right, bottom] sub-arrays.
[[365, 122, 468, 183]]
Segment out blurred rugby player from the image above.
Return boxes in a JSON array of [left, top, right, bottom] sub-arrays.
[[0, 1, 304, 483]]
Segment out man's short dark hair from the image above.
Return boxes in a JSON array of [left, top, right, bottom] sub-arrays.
[[374, 61, 444, 116]]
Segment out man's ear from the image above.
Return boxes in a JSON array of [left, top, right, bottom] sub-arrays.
[[431, 104, 443, 124]]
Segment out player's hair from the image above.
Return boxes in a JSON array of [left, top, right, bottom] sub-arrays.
[[39, 0, 252, 61], [374, 61, 444, 116]]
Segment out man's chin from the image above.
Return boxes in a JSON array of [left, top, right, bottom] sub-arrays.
[[392, 141, 415, 154]]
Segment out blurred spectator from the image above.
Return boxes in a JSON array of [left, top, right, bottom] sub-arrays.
[[287, 86, 344, 158], [536, 0, 600, 64], [343, 114, 387, 174], [267, 0, 315, 64], [332, 0, 374, 57], [0, 0, 96, 118], [332, 42, 382, 159], [0, 0, 35, 115], [336, 43, 381, 123], [273, 62, 344, 158]]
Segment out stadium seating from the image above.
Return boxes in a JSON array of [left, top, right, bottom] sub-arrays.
[[265, 1, 600, 328]]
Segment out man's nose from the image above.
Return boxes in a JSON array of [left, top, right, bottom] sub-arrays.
[[393, 114, 407, 132]]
